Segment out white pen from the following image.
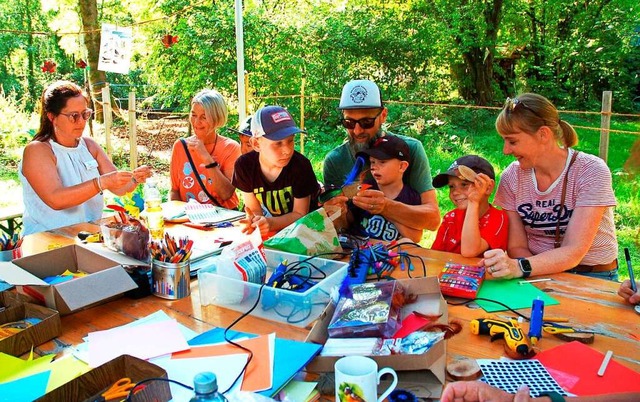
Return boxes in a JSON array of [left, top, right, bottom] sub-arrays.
[[597, 350, 613, 377], [518, 278, 552, 285]]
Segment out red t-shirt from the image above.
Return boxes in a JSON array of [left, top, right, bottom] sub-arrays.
[[170, 135, 241, 209], [431, 205, 509, 256]]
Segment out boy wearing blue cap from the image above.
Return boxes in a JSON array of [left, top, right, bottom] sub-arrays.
[[232, 105, 319, 237]]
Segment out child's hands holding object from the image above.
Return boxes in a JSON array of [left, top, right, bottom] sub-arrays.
[[240, 207, 270, 238]]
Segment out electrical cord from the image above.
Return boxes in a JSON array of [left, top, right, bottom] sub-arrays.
[[125, 377, 193, 401], [447, 297, 531, 321]]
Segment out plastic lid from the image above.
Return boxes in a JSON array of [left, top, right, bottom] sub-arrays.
[[193, 371, 219, 394]]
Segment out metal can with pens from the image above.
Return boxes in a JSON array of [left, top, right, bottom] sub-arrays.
[[151, 259, 191, 300]]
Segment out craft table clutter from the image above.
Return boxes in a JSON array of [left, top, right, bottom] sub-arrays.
[[0, 219, 638, 401]]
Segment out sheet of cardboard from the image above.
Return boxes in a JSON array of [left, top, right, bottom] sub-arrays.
[[535, 342, 640, 395], [476, 279, 559, 312]]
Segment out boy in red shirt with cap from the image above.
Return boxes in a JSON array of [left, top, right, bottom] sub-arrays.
[[431, 155, 508, 257]]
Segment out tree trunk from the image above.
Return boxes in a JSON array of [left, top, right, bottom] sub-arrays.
[[25, 0, 37, 111], [78, 0, 107, 123]]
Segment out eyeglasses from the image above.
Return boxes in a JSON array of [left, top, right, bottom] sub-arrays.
[[58, 109, 94, 123], [503, 98, 543, 119], [341, 109, 383, 130]]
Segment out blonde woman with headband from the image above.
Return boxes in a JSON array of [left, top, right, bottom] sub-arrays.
[[482, 93, 618, 281]]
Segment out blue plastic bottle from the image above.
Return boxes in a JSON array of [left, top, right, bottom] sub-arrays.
[[189, 372, 228, 402]]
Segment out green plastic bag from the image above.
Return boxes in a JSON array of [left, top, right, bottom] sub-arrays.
[[263, 207, 342, 256]]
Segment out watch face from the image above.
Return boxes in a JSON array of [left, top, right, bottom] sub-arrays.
[[519, 258, 532, 277]]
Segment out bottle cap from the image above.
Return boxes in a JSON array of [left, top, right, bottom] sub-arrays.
[[193, 371, 218, 394]]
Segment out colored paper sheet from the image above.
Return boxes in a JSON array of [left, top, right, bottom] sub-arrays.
[[535, 341, 640, 395], [0, 352, 54, 383], [0, 370, 50, 402], [172, 333, 274, 392], [45, 355, 90, 392], [278, 380, 318, 402], [153, 354, 247, 402], [476, 279, 559, 312], [393, 312, 431, 339], [189, 327, 322, 397], [87, 319, 190, 367]]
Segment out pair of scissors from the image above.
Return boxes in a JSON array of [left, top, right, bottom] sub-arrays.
[[542, 322, 595, 334], [93, 377, 136, 402]]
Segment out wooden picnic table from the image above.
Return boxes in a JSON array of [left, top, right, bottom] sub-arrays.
[[19, 221, 640, 380]]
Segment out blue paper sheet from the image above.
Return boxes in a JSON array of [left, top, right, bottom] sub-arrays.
[[0, 370, 50, 402], [189, 327, 321, 397]]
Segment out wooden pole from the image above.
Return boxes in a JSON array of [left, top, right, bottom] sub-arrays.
[[128, 91, 138, 170], [101, 84, 112, 159], [599, 91, 612, 162], [300, 77, 305, 155]]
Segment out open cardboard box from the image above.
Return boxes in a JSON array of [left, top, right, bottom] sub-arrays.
[[0, 291, 31, 323], [36, 354, 172, 402], [0, 245, 138, 315], [0, 297, 61, 356], [305, 276, 448, 399]]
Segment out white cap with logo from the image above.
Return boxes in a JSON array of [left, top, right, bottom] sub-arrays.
[[338, 79, 383, 110]]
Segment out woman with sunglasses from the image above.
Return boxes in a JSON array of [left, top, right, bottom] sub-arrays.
[[20, 80, 151, 235], [482, 93, 618, 281]]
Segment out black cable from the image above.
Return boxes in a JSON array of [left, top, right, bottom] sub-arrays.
[[446, 297, 531, 321], [125, 377, 193, 402]]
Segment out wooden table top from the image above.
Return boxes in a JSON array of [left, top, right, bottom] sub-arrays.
[[20, 222, 640, 374]]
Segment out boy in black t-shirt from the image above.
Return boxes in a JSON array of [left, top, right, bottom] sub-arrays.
[[348, 135, 423, 242], [232, 105, 319, 238]]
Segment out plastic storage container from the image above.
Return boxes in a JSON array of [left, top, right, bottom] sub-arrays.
[[198, 249, 348, 327]]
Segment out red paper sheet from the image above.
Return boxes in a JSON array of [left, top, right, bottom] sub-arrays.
[[392, 312, 431, 339], [535, 341, 640, 396]]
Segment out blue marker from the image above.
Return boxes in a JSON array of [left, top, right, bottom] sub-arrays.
[[529, 298, 544, 345], [625, 248, 637, 293]]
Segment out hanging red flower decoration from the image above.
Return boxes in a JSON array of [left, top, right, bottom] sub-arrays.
[[41, 60, 57, 73], [76, 59, 88, 69], [162, 34, 179, 48]]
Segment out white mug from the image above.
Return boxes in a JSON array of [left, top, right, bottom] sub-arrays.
[[335, 356, 398, 402]]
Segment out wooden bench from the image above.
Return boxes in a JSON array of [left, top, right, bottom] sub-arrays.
[[0, 206, 23, 236]]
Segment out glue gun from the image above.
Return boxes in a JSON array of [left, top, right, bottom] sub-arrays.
[[265, 260, 288, 288], [470, 318, 534, 358]]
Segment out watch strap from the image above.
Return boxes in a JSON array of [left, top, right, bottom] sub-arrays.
[[204, 161, 219, 169]]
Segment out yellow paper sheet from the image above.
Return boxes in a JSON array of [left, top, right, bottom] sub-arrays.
[[0, 352, 55, 383]]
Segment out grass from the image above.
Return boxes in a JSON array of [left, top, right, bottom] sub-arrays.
[[1, 99, 638, 279]]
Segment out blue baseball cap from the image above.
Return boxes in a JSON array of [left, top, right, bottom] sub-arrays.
[[251, 105, 303, 140]]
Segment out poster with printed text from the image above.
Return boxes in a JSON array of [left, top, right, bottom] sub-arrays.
[[98, 24, 133, 74]]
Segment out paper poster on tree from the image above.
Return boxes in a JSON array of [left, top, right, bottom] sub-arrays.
[[98, 24, 133, 74]]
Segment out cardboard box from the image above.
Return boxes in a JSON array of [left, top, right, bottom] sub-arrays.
[[36, 354, 172, 402], [0, 291, 30, 323], [305, 276, 447, 399], [198, 249, 348, 328], [0, 298, 61, 356], [0, 245, 138, 315]]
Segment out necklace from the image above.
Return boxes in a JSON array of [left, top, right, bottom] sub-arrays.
[[206, 133, 218, 157]]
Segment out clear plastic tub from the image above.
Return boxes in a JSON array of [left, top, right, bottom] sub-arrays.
[[198, 249, 348, 327]]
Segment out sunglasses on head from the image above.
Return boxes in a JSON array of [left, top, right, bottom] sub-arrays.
[[341, 109, 383, 130], [58, 109, 94, 123], [503, 98, 543, 119]]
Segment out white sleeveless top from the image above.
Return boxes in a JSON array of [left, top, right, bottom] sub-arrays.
[[20, 138, 104, 235]]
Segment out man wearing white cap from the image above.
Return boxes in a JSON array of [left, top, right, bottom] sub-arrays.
[[323, 79, 440, 232]]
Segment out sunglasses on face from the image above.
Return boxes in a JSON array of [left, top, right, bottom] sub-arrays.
[[341, 109, 383, 130], [58, 109, 94, 123]]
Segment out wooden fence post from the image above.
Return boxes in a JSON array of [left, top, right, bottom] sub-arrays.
[[599, 91, 612, 162], [300, 77, 305, 155], [101, 84, 112, 158], [128, 91, 138, 169]]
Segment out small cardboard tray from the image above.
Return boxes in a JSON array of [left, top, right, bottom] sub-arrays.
[[0, 300, 61, 356], [36, 354, 172, 402], [305, 276, 447, 399], [0, 244, 138, 315]]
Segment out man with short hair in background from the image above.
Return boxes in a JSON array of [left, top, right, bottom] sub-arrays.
[[323, 79, 440, 233]]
